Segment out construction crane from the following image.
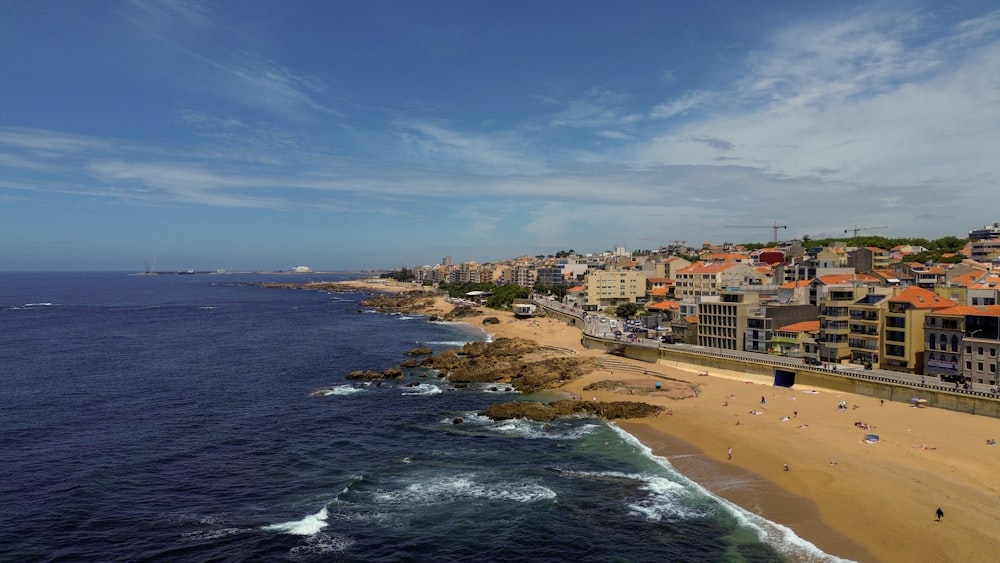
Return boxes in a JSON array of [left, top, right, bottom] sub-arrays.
[[844, 225, 888, 238], [724, 223, 787, 243]]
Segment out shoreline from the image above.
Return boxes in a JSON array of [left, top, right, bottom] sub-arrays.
[[335, 280, 1000, 562]]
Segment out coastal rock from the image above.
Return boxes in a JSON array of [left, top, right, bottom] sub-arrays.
[[442, 305, 482, 321], [408, 346, 433, 356], [482, 399, 663, 422], [383, 367, 404, 379], [346, 370, 384, 380], [399, 358, 420, 368], [482, 317, 500, 325], [359, 291, 439, 314]]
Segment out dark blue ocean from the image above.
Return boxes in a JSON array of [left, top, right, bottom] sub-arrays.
[[1, 273, 841, 562]]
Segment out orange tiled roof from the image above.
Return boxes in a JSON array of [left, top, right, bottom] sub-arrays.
[[649, 287, 670, 296], [648, 300, 679, 310], [780, 279, 813, 289], [888, 287, 956, 309], [684, 315, 698, 323], [679, 262, 740, 274], [934, 305, 1000, 317], [567, 285, 585, 293], [815, 273, 880, 285], [776, 320, 820, 333], [704, 252, 751, 262]]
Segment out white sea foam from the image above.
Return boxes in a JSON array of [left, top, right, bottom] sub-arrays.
[[320, 385, 365, 396], [24, 302, 55, 307], [608, 425, 853, 562], [459, 412, 598, 440], [423, 340, 475, 347], [262, 506, 329, 536], [401, 383, 442, 396], [373, 475, 556, 505]]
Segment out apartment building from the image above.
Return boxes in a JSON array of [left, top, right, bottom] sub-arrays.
[[582, 270, 645, 311], [510, 265, 537, 288], [847, 288, 896, 366], [923, 307, 968, 383], [970, 239, 1000, 262], [960, 306, 1000, 386], [881, 287, 956, 374], [745, 303, 819, 354], [674, 262, 766, 298], [447, 261, 482, 284], [818, 285, 874, 363], [848, 246, 891, 274], [697, 292, 758, 351]]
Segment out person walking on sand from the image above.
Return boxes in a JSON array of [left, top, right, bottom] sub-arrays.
[[936, 507, 944, 521], [727, 447, 732, 460]]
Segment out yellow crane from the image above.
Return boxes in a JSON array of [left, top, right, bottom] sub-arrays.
[[724, 223, 787, 243]]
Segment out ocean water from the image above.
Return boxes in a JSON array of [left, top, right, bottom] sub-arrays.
[[0, 272, 844, 562]]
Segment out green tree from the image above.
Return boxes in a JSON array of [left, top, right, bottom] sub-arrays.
[[615, 302, 638, 319]]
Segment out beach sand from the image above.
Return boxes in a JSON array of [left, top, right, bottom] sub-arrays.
[[343, 280, 1000, 562]]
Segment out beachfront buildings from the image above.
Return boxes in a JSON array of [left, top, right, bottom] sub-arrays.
[[744, 302, 820, 354], [581, 270, 645, 311], [881, 287, 956, 373], [674, 262, 766, 298]]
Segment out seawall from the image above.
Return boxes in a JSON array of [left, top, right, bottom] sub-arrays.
[[538, 303, 1000, 418]]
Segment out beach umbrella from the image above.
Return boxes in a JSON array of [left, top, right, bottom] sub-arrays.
[[865, 434, 880, 444]]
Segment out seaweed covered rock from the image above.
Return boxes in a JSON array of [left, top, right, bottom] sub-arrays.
[[482, 399, 664, 422], [360, 290, 439, 314], [508, 357, 600, 393]]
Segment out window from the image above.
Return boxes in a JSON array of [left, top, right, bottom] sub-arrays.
[[952, 335, 959, 352], [967, 346, 973, 354], [978, 362, 984, 371], [979, 347, 985, 356], [929, 334, 936, 350], [966, 361, 973, 369], [941, 334, 948, 351], [992, 348, 997, 357]]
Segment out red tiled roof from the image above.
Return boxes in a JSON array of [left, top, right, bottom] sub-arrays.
[[776, 320, 820, 333], [934, 305, 1000, 317], [888, 287, 956, 309], [815, 273, 881, 285]]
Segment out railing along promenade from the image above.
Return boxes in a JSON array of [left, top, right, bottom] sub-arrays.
[[531, 297, 1000, 418]]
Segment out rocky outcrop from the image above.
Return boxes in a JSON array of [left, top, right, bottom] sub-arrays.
[[482, 317, 500, 325], [482, 400, 664, 422], [359, 291, 440, 314], [408, 346, 433, 356], [442, 306, 482, 320]]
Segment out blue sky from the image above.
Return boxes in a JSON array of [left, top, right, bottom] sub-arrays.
[[2, 1, 999, 272]]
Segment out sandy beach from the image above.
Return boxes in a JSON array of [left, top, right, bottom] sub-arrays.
[[342, 280, 1000, 562]]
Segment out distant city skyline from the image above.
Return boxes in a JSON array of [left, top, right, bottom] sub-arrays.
[[2, 1, 999, 272]]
